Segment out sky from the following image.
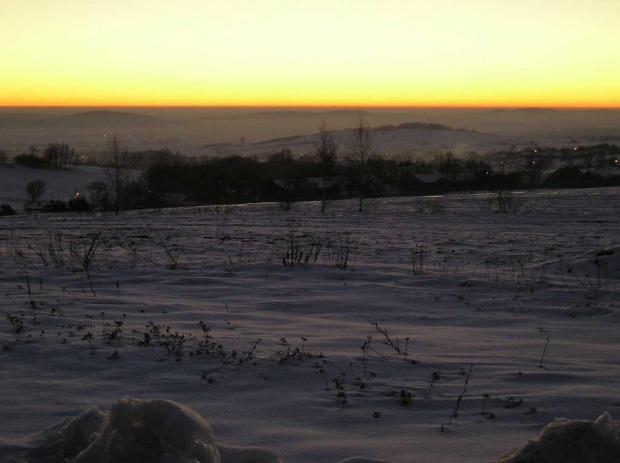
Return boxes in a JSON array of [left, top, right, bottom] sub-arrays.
[[1, 0, 619, 108]]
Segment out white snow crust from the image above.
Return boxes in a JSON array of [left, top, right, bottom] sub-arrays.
[[4, 398, 283, 463], [500, 412, 620, 463], [1, 187, 619, 462]]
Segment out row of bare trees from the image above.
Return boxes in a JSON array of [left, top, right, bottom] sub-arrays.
[[314, 113, 374, 213], [44, 143, 77, 169], [20, 136, 132, 213], [90, 115, 372, 214]]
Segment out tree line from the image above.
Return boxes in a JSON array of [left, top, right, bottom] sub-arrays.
[[14, 143, 77, 169], [4, 118, 619, 214]]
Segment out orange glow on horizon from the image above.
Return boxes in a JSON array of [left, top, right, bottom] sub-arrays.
[[2, 0, 619, 108], [3, 103, 620, 110]]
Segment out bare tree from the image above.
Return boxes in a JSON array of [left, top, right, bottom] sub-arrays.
[[87, 181, 110, 211], [436, 151, 463, 186], [26, 180, 46, 204], [103, 135, 130, 215], [347, 112, 374, 212], [314, 121, 338, 213]]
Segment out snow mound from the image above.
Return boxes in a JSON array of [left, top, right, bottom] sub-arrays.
[[26, 406, 108, 462], [336, 458, 395, 463], [500, 412, 620, 463], [218, 444, 286, 463], [11, 398, 284, 463], [542, 246, 620, 280]]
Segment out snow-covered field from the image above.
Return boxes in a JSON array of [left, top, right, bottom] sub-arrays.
[[0, 165, 104, 211], [1, 188, 619, 462]]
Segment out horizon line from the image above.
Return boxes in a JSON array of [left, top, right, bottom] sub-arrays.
[[2, 104, 620, 111]]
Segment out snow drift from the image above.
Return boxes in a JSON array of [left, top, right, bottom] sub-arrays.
[[542, 246, 620, 281], [7, 398, 283, 463], [1, 398, 396, 463], [500, 412, 620, 463], [336, 459, 395, 463], [2, 400, 619, 462]]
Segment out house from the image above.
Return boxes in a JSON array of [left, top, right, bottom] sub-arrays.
[[260, 176, 347, 202]]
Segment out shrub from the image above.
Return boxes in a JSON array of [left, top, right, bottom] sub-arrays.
[[26, 180, 46, 203], [414, 197, 446, 213], [479, 191, 525, 213], [43, 200, 67, 213], [87, 181, 110, 210], [14, 154, 47, 169], [69, 196, 90, 212], [0, 204, 16, 216], [278, 199, 294, 211], [497, 191, 524, 213]]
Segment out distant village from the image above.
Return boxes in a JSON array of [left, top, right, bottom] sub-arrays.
[[1, 140, 619, 215]]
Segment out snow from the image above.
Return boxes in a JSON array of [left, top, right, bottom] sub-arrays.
[[1, 187, 619, 462], [336, 459, 395, 463], [232, 127, 588, 157], [500, 412, 620, 463], [540, 245, 620, 281], [0, 165, 104, 210], [3, 398, 283, 463]]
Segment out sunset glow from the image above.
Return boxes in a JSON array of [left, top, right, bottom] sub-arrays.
[[2, 0, 619, 107]]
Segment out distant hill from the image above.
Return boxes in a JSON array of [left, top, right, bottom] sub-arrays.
[[483, 108, 558, 116], [0, 113, 56, 121], [252, 135, 305, 146], [373, 122, 464, 133], [0, 110, 168, 130], [485, 108, 559, 114], [60, 110, 168, 127], [247, 110, 369, 118], [226, 121, 528, 156], [471, 108, 620, 137], [254, 122, 464, 147], [2, 107, 618, 156]]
